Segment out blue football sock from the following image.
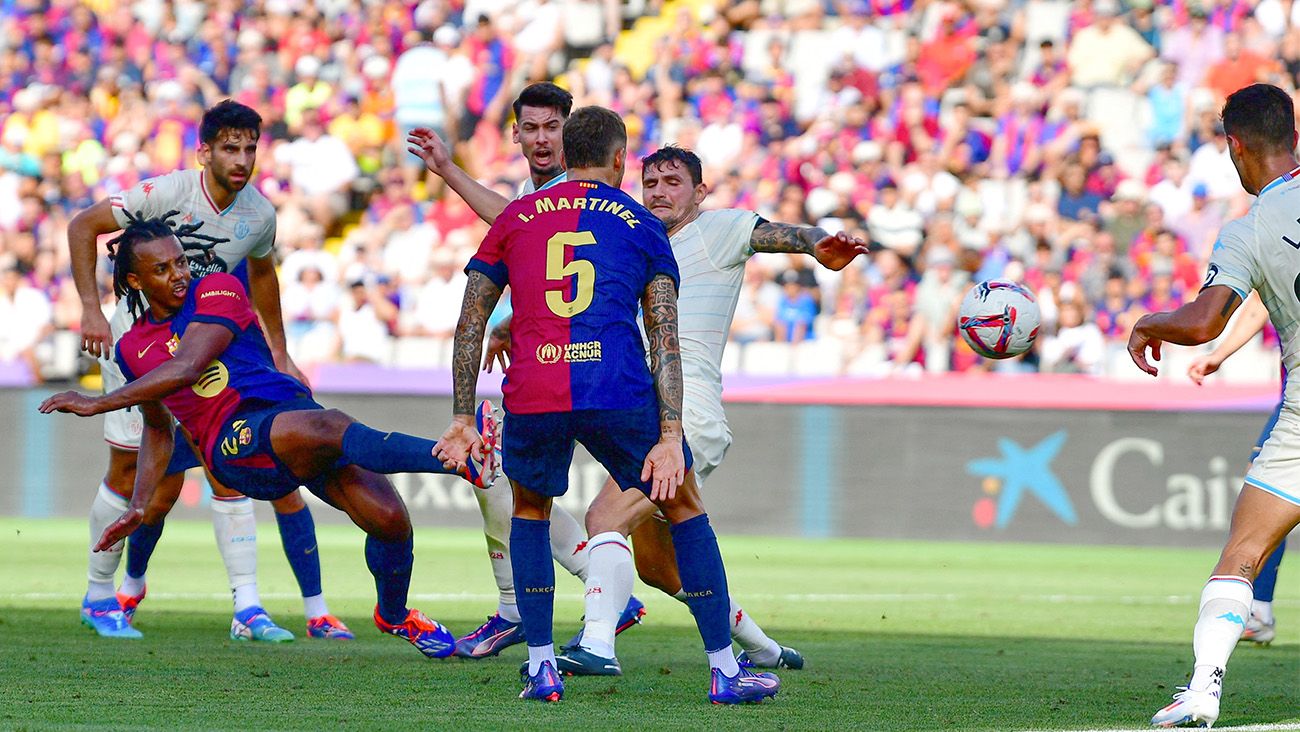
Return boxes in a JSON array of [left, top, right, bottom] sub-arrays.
[[365, 533, 413, 625], [510, 517, 555, 648], [669, 513, 732, 652], [1255, 540, 1285, 603], [275, 506, 322, 599], [341, 423, 457, 475], [125, 520, 165, 579]]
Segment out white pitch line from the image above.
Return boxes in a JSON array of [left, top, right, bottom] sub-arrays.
[[1022, 725, 1300, 732]]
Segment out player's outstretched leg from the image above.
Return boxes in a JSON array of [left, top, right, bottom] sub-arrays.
[[510, 483, 563, 702], [271, 493, 352, 639], [1242, 541, 1284, 645]]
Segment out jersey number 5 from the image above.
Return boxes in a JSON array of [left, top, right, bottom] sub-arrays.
[[545, 231, 597, 318]]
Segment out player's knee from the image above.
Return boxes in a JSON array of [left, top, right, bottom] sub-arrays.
[[313, 409, 355, 437], [271, 490, 307, 513], [366, 502, 411, 542]]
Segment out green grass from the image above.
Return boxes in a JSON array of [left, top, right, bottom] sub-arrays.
[[0, 517, 1296, 731]]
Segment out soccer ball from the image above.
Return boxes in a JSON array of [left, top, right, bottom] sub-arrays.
[[957, 280, 1041, 359]]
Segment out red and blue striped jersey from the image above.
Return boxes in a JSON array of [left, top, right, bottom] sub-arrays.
[[467, 179, 679, 414], [115, 273, 310, 463]]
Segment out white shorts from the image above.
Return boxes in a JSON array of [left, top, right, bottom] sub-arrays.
[[1245, 407, 1300, 507], [100, 300, 143, 450], [683, 392, 731, 486]]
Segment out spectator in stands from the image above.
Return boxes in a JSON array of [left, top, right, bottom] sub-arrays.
[[1040, 299, 1106, 375], [274, 110, 360, 234], [773, 269, 819, 344], [1067, 0, 1154, 88], [0, 257, 51, 381]]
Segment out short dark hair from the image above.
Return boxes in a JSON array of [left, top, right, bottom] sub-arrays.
[[561, 106, 626, 169], [642, 146, 703, 187], [512, 82, 572, 121], [200, 99, 262, 145], [1222, 84, 1295, 153]]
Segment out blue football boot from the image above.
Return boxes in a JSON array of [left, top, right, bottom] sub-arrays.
[[454, 613, 525, 658], [231, 606, 295, 643], [80, 595, 142, 639], [738, 644, 805, 670], [519, 660, 564, 702], [709, 663, 781, 705]]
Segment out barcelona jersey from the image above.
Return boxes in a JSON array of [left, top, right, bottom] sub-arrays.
[[114, 272, 309, 464], [467, 180, 679, 414]]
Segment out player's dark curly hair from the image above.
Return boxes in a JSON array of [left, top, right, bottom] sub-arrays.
[[107, 210, 230, 318], [200, 99, 262, 145], [642, 145, 703, 187], [1222, 84, 1295, 154], [512, 82, 572, 122], [562, 106, 626, 169]]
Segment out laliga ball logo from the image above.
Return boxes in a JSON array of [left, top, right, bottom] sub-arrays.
[[536, 343, 562, 364], [957, 280, 1041, 359]]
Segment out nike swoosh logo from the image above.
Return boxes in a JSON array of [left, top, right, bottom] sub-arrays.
[[304, 545, 317, 555], [137, 342, 156, 359]]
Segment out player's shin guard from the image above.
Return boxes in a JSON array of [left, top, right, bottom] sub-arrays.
[[1190, 576, 1254, 690], [580, 532, 633, 658], [275, 506, 324, 610], [88, 483, 128, 601], [211, 496, 260, 612], [669, 514, 739, 676], [510, 518, 556, 655], [475, 482, 519, 619], [341, 423, 454, 475], [365, 533, 414, 625], [550, 504, 590, 580]]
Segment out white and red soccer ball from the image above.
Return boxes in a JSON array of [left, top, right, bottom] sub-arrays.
[[957, 280, 1040, 359]]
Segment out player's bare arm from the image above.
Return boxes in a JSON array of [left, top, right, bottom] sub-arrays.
[[749, 222, 869, 271], [245, 248, 305, 382], [1128, 285, 1242, 377], [67, 198, 124, 357], [1188, 292, 1269, 384], [94, 399, 174, 551], [640, 273, 686, 500], [435, 270, 502, 469], [39, 322, 235, 416], [406, 128, 510, 224]]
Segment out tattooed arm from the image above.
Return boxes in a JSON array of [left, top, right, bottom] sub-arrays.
[[640, 273, 686, 500], [434, 270, 502, 472], [1128, 285, 1242, 377], [750, 221, 869, 271]]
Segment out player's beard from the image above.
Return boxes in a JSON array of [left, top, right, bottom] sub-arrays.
[[529, 161, 562, 182], [212, 164, 251, 194]]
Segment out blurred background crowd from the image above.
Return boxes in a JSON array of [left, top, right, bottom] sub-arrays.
[[0, 0, 1289, 383]]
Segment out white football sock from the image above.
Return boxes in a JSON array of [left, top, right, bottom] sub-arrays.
[[87, 483, 128, 602], [497, 602, 521, 624], [707, 646, 741, 677], [1253, 599, 1275, 625], [579, 532, 632, 658], [527, 643, 556, 676], [1189, 576, 1253, 691], [730, 600, 781, 665], [303, 593, 328, 619], [474, 480, 516, 609], [211, 497, 259, 612], [119, 573, 145, 598], [550, 503, 590, 581]]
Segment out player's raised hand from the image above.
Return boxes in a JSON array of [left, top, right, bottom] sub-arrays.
[[1187, 353, 1223, 385], [1127, 316, 1163, 377], [813, 231, 871, 271], [38, 391, 102, 417], [95, 506, 144, 552], [434, 418, 484, 474], [80, 308, 111, 358], [406, 127, 453, 176], [641, 437, 686, 502], [483, 320, 512, 372]]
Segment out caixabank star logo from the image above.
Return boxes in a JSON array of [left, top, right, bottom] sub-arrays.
[[965, 430, 1078, 529]]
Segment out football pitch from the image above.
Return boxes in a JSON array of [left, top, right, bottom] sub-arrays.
[[0, 518, 1296, 731]]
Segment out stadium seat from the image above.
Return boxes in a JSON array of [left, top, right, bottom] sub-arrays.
[[741, 341, 794, 375], [390, 336, 446, 369], [793, 338, 844, 376], [720, 340, 742, 375]]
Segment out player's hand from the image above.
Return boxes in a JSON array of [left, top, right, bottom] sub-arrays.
[[1127, 316, 1163, 377], [813, 231, 871, 271], [80, 308, 112, 358], [38, 391, 102, 417], [641, 436, 686, 502], [406, 127, 453, 176], [1187, 354, 1223, 385], [483, 321, 512, 372], [95, 507, 144, 552], [434, 417, 485, 477]]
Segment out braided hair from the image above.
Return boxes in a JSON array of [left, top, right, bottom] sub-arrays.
[[106, 210, 230, 318]]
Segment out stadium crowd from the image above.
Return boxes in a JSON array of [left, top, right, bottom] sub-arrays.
[[0, 0, 1289, 382]]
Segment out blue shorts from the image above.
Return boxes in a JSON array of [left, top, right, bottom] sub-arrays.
[[208, 398, 327, 501], [164, 425, 203, 476], [503, 404, 693, 497]]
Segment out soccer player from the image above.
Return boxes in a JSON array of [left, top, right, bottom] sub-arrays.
[[435, 106, 780, 704], [1187, 293, 1287, 645], [1128, 83, 1300, 728], [407, 82, 645, 659], [68, 100, 341, 641], [41, 215, 500, 658]]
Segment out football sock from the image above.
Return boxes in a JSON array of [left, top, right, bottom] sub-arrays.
[[274, 506, 324, 611], [668, 514, 735, 670], [474, 481, 517, 610], [1189, 576, 1253, 690], [1253, 600, 1275, 626], [728, 600, 781, 666], [550, 503, 590, 581], [87, 483, 128, 602], [1254, 541, 1285, 603], [211, 496, 259, 612], [118, 572, 145, 598], [340, 423, 456, 475], [579, 531, 633, 658], [124, 519, 165, 582], [303, 594, 329, 619], [527, 643, 556, 677], [365, 533, 414, 625], [510, 517, 555, 648], [708, 647, 741, 677]]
